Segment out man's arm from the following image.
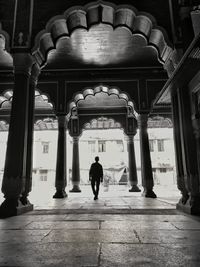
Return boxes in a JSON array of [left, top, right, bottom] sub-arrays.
[[100, 165, 103, 182], [89, 164, 93, 181]]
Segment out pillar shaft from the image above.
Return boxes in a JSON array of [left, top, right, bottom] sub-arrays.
[[53, 115, 67, 198], [171, 91, 189, 204], [127, 135, 141, 192], [179, 5, 194, 51], [21, 63, 40, 205], [178, 87, 200, 196], [138, 114, 156, 198], [70, 136, 81, 192], [0, 53, 34, 217]]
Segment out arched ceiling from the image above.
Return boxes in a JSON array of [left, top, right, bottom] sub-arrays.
[[33, 1, 174, 69], [45, 24, 164, 68]]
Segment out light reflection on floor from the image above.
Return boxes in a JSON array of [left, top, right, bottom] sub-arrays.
[[0, 182, 181, 209], [25, 184, 180, 210]]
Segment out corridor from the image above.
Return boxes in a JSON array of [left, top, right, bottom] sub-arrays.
[[0, 186, 200, 266]]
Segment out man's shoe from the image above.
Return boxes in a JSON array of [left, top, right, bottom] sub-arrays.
[[94, 195, 98, 200]]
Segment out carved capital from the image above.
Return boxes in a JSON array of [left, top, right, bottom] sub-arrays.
[[57, 115, 67, 128], [138, 114, 148, 129], [73, 136, 79, 143], [12, 53, 34, 76], [125, 135, 134, 144]]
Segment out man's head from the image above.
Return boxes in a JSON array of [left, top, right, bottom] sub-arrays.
[[95, 156, 99, 162]]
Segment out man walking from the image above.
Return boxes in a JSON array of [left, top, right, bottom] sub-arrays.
[[89, 156, 103, 200]]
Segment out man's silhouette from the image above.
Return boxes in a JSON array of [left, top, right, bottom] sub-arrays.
[[89, 156, 103, 200]]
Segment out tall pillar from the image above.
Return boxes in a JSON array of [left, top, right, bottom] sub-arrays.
[[0, 53, 34, 217], [138, 114, 157, 198], [70, 136, 81, 192], [20, 63, 40, 205], [171, 91, 189, 204], [192, 120, 200, 195], [177, 86, 200, 214], [53, 115, 67, 198], [179, 2, 194, 51], [126, 135, 141, 192]]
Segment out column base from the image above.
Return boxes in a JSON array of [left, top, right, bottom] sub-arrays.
[[20, 194, 31, 205], [53, 189, 68, 198], [176, 195, 200, 215], [0, 198, 33, 218], [129, 185, 141, 192], [142, 189, 157, 198], [70, 185, 81, 193]]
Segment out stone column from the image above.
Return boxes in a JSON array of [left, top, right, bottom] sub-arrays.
[[179, 4, 194, 51], [70, 136, 81, 192], [177, 86, 200, 214], [0, 53, 34, 217], [53, 115, 67, 198], [192, 120, 200, 191], [138, 114, 157, 198], [20, 63, 40, 205], [126, 135, 141, 192], [171, 91, 189, 204]]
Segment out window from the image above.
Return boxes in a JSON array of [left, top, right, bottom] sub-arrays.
[[39, 170, 48, 181], [149, 140, 154, 152], [88, 141, 95, 153], [157, 140, 164, 152], [42, 142, 49, 153], [98, 141, 106, 152], [116, 140, 124, 152], [160, 168, 166, 173]]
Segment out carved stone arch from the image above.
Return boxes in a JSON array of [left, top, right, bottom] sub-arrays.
[[32, 1, 176, 68], [0, 22, 11, 52], [148, 115, 173, 128], [0, 89, 13, 109], [67, 84, 136, 116], [0, 120, 9, 131], [79, 116, 126, 137], [0, 23, 13, 70], [34, 118, 58, 130], [34, 89, 55, 112], [83, 117, 122, 130], [0, 89, 55, 124], [0, 90, 13, 124]]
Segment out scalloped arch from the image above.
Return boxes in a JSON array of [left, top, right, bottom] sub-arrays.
[[0, 22, 11, 52], [0, 120, 9, 131], [32, 1, 174, 67], [148, 115, 173, 128], [68, 84, 136, 116], [34, 89, 54, 110], [83, 117, 122, 130], [0, 89, 54, 110]]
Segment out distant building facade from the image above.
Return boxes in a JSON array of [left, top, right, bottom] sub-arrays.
[[0, 127, 176, 191]]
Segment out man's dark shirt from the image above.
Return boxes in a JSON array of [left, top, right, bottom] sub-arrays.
[[89, 162, 103, 180]]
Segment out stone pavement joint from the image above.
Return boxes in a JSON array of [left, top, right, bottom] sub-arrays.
[[28, 208, 178, 215]]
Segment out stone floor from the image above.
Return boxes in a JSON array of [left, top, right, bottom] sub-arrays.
[[1, 185, 200, 266]]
